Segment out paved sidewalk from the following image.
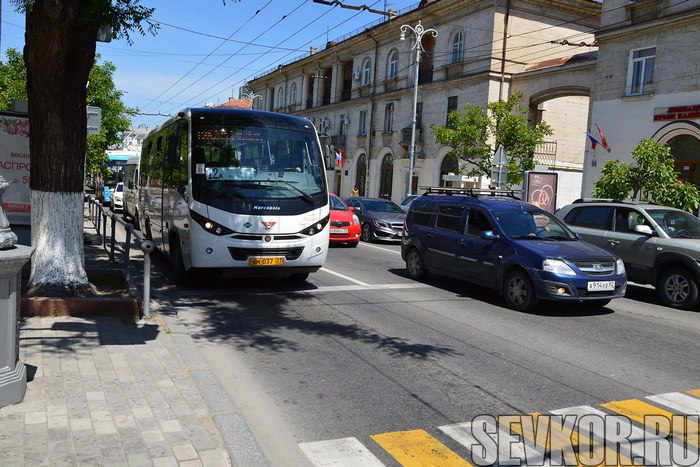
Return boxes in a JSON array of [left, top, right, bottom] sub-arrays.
[[0, 207, 269, 466], [0, 316, 231, 466]]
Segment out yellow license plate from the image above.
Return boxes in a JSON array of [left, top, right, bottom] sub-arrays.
[[249, 257, 285, 266]]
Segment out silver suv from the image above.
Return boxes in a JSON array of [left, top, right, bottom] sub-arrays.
[[556, 200, 700, 309]]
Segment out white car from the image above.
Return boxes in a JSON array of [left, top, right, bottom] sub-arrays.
[[110, 182, 124, 212]]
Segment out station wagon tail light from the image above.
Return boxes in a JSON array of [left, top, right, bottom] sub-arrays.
[[189, 210, 233, 236], [300, 215, 330, 236], [616, 258, 626, 275], [542, 259, 576, 276]]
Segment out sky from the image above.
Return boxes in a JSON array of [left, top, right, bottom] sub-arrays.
[[1, 0, 419, 128]]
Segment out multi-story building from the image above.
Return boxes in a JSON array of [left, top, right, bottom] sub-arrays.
[[582, 0, 700, 196], [249, 0, 601, 204]]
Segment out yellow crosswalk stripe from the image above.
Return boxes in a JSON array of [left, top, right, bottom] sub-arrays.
[[506, 413, 629, 466], [602, 399, 700, 447], [371, 429, 472, 466]]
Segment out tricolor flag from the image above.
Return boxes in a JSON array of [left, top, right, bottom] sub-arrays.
[[595, 122, 612, 152], [335, 148, 345, 166], [580, 128, 600, 150]]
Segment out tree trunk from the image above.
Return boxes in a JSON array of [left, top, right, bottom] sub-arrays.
[[24, 0, 99, 296]]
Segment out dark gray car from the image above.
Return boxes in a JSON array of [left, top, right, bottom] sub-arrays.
[[344, 197, 405, 242], [556, 199, 700, 309]]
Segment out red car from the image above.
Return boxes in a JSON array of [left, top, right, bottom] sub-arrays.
[[329, 193, 360, 247]]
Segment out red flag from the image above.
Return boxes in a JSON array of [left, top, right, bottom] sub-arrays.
[[595, 122, 611, 152]]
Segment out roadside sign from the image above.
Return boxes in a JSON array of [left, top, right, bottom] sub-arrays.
[[87, 106, 101, 135]]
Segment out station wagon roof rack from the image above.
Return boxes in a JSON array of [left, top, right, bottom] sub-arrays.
[[572, 198, 636, 204], [420, 186, 521, 199]]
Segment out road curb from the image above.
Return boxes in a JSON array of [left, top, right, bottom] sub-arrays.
[[155, 300, 272, 467]]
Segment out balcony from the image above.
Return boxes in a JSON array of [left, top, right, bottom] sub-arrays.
[[330, 134, 346, 147], [400, 127, 423, 148]]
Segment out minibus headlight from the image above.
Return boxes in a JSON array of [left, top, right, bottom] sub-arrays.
[[300, 215, 329, 236], [190, 210, 233, 236]]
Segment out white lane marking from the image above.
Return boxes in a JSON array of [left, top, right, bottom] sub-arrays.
[[319, 267, 370, 286], [309, 283, 430, 293], [299, 437, 385, 467], [358, 242, 402, 255], [647, 392, 700, 414], [439, 420, 552, 466]]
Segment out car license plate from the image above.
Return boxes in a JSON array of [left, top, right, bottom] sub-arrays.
[[249, 257, 285, 266], [330, 228, 348, 234], [587, 280, 615, 291]]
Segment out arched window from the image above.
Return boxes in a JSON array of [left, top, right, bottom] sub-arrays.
[[277, 87, 285, 109], [362, 58, 372, 86], [355, 153, 367, 196], [387, 50, 398, 79], [668, 134, 700, 186], [451, 31, 464, 64], [289, 83, 297, 105], [439, 155, 459, 187], [379, 154, 394, 199]]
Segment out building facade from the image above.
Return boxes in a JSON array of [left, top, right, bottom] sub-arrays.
[[582, 0, 700, 196], [249, 0, 601, 204]]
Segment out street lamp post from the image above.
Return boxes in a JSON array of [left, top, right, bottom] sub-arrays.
[[244, 92, 262, 110], [400, 21, 437, 197]]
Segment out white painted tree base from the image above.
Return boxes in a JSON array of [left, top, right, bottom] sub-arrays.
[[28, 190, 90, 295]]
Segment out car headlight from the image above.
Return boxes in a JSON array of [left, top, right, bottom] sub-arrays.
[[190, 209, 233, 236], [543, 259, 577, 276], [352, 214, 359, 225], [300, 214, 330, 236], [616, 258, 626, 275], [373, 219, 388, 228]]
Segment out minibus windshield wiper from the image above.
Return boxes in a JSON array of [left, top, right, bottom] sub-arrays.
[[265, 179, 314, 204]]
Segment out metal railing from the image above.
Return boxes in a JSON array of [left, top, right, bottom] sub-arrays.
[[86, 196, 154, 318]]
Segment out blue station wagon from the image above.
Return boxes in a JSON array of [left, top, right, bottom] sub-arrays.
[[401, 188, 627, 311]]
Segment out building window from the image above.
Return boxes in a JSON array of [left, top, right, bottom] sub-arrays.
[[290, 83, 297, 105], [362, 58, 372, 86], [388, 50, 398, 79], [447, 96, 458, 126], [627, 47, 655, 96], [384, 102, 394, 133], [358, 110, 367, 136], [451, 31, 464, 64], [416, 102, 423, 128], [277, 87, 285, 109], [339, 114, 345, 136]]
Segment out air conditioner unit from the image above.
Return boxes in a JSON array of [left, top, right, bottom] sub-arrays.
[[352, 71, 360, 80]]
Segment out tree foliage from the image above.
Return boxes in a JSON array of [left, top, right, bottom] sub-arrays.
[[593, 138, 699, 211], [0, 49, 27, 110], [0, 49, 133, 180], [431, 91, 553, 187]]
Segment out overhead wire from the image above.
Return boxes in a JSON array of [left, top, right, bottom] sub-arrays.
[[137, 0, 273, 115]]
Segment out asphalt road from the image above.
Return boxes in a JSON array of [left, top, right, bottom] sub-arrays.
[[133, 237, 700, 466]]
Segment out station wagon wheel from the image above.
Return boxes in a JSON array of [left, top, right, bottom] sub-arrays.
[[405, 248, 427, 280], [658, 267, 700, 309], [504, 270, 539, 312], [361, 224, 372, 242]]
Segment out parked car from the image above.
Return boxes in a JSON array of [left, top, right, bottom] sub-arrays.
[[556, 199, 700, 309], [344, 197, 406, 242], [399, 194, 419, 213], [329, 193, 361, 247], [110, 182, 124, 212], [401, 188, 627, 311]]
